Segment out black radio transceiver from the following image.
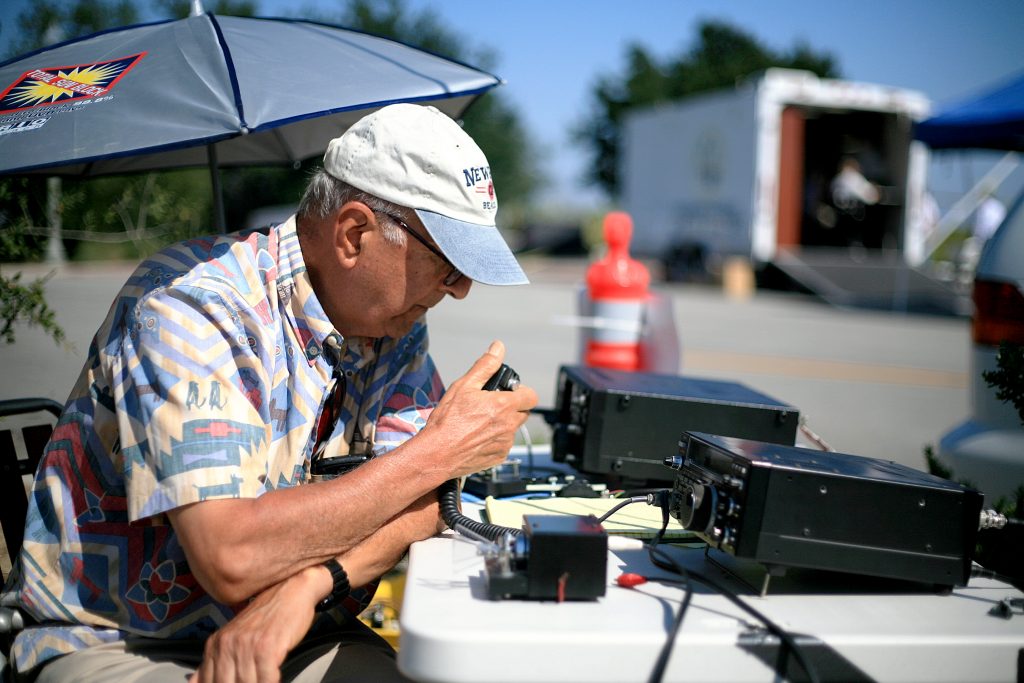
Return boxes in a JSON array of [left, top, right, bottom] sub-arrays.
[[667, 432, 984, 589], [550, 365, 799, 483]]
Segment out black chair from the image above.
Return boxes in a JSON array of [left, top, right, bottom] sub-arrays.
[[0, 397, 62, 679]]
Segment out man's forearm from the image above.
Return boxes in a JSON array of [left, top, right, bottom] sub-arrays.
[[168, 433, 450, 604], [337, 491, 442, 588]]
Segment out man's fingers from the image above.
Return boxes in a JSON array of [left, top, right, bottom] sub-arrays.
[[485, 339, 504, 358], [510, 384, 539, 411], [238, 650, 263, 683], [254, 655, 281, 683], [214, 649, 235, 683], [485, 383, 538, 422], [462, 340, 506, 388]]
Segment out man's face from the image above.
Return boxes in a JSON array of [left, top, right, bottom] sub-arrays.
[[347, 210, 472, 339]]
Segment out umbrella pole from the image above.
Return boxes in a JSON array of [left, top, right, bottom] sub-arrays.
[[208, 144, 227, 233], [45, 177, 67, 264]]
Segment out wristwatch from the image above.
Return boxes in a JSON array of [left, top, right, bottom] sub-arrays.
[[314, 558, 350, 612]]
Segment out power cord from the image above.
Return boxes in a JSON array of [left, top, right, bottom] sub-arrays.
[[517, 423, 535, 477], [595, 495, 654, 525], [600, 492, 822, 683], [647, 549, 822, 683]]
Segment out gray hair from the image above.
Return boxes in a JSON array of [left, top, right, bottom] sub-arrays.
[[296, 169, 407, 246]]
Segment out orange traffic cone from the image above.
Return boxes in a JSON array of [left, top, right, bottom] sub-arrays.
[[584, 212, 651, 371]]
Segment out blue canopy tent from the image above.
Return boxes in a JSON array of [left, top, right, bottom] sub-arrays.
[[912, 71, 1024, 263], [914, 70, 1024, 151]]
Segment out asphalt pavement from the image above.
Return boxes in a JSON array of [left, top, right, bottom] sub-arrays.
[[1, 256, 970, 472]]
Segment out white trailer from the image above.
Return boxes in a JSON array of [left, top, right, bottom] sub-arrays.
[[620, 69, 932, 278]]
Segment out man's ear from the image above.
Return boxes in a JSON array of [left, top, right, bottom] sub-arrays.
[[333, 201, 375, 267]]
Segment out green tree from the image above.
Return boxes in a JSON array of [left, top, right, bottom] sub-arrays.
[[63, 170, 214, 258], [0, 272, 66, 346], [983, 342, 1024, 426], [4, 0, 139, 57], [0, 197, 65, 346], [336, 0, 541, 224], [575, 20, 840, 196], [153, 0, 258, 18]]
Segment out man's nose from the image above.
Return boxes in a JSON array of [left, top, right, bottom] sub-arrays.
[[443, 276, 472, 300]]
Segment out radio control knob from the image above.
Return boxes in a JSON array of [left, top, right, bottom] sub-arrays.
[[674, 482, 718, 534]]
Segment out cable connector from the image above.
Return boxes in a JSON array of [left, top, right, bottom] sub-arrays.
[[646, 489, 671, 509], [979, 508, 1008, 530]]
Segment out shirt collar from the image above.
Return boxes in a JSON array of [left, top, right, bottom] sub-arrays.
[[278, 216, 389, 371], [277, 215, 341, 366], [280, 214, 399, 374]]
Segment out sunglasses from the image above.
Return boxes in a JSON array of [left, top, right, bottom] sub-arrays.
[[379, 212, 464, 287]]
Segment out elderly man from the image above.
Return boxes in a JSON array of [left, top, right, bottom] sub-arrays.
[[2, 104, 537, 683]]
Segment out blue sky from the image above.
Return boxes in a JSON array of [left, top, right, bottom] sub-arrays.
[[385, 0, 1024, 209], [3, 0, 1023, 208]]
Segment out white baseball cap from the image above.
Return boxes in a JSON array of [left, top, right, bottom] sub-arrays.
[[323, 104, 528, 286]]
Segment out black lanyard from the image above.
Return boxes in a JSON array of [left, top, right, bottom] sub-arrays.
[[310, 369, 368, 478]]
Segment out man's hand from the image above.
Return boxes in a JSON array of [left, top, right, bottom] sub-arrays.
[[189, 567, 323, 683], [186, 487, 440, 683], [420, 340, 538, 479]]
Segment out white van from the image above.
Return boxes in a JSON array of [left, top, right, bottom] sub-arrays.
[[937, 191, 1024, 503]]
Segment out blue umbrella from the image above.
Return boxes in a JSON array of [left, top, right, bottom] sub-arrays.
[[0, 9, 501, 229]]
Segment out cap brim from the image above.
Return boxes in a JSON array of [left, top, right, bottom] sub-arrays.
[[415, 209, 529, 286]]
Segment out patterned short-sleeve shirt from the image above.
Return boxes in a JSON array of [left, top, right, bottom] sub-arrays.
[[1, 216, 443, 673]]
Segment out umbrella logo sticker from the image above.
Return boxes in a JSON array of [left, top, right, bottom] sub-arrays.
[[0, 53, 145, 115]]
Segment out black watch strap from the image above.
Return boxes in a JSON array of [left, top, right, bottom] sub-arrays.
[[315, 558, 350, 613]]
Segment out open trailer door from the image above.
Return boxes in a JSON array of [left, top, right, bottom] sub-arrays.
[[776, 106, 805, 249]]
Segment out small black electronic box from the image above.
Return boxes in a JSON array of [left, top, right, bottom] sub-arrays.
[[484, 514, 607, 601]]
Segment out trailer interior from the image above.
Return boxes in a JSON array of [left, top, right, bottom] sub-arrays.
[[777, 106, 914, 251]]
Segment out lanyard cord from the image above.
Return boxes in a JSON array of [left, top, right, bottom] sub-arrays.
[[311, 338, 384, 475]]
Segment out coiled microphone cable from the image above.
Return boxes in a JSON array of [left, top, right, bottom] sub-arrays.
[[437, 363, 527, 542], [438, 477, 521, 542]]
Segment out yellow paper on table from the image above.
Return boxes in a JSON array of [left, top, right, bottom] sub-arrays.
[[484, 496, 696, 541]]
